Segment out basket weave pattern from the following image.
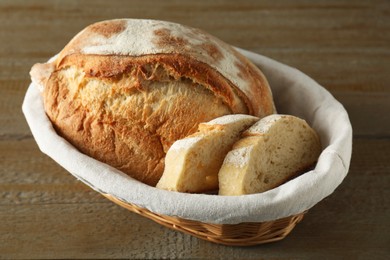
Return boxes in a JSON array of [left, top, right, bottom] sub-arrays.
[[103, 193, 306, 246]]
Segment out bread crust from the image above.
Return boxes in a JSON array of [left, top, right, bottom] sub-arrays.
[[35, 19, 275, 117], [30, 19, 276, 186], [58, 53, 248, 114], [42, 62, 235, 186]]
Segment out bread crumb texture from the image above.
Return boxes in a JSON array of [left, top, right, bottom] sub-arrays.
[[156, 115, 258, 193], [218, 114, 322, 195]]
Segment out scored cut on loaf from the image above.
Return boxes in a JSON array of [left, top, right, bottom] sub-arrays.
[[156, 114, 259, 193], [218, 114, 322, 196], [29, 19, 276, 186]]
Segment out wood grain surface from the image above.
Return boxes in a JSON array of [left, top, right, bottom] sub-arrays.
[[0, 0, 389, 259]]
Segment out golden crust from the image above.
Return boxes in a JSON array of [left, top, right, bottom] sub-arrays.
[[42, 60, 235, 186], [51, 19, 276, 117], [58, 53, 248, 114]]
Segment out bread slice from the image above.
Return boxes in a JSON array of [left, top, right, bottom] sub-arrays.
[[156, 114, 259, 193], [218, 114, 322, 196]]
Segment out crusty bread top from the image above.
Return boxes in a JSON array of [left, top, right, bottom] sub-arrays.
[[244, 114, 316, 136], [30, 19, 275, 117]]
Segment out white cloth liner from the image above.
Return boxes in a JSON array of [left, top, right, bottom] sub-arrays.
[[22, 49, 352, 224]]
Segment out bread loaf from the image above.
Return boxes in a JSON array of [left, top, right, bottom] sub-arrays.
[[218, 115, 321, 195], [156, 114, 258, 193], [29, 19, 275, 186]]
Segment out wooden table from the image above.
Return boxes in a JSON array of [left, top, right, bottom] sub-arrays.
[[1, 0, 389, 258]]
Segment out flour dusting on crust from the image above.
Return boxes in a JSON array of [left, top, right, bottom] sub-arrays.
[[224, 146, 253, 168], [169, 136, 203, 151], [204, 114, 258, 126], [54, 19, 274, 116]]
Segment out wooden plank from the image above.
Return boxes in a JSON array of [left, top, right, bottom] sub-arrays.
[[0, 138, 103, 205], [333, 91, 390, 137], [258, 49, 390, 92], [0, 80, 33, 138]]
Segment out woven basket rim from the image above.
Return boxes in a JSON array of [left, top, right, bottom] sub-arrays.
[[103, 192, 307, 246]]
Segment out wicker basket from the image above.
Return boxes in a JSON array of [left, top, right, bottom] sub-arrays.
[[23, 49, 352, 248], [103, 193, 306, 246]]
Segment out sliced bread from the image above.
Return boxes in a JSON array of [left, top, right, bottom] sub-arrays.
[[156, 114, 259, 193], [218, 114, 322, 196]]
